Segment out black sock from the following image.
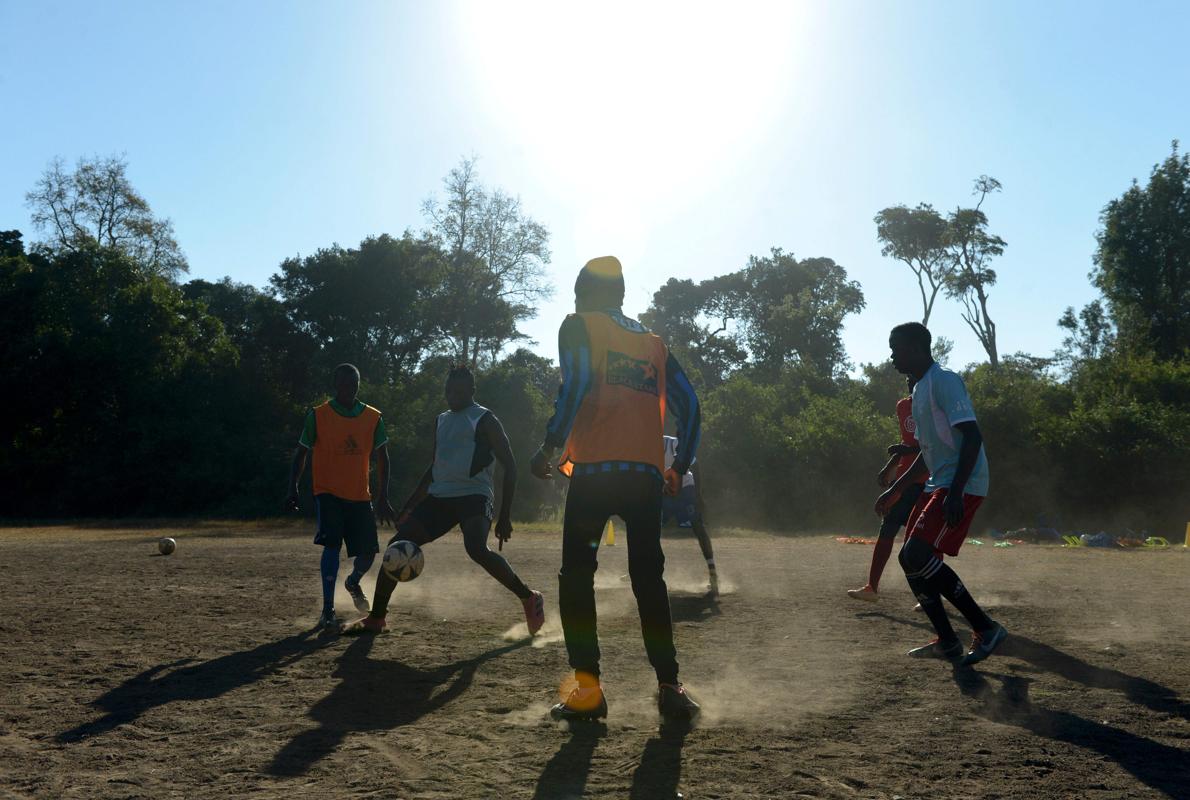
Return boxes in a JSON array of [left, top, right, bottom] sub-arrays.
[[925, 562, 992, 632], [906, 575, 957, 642]]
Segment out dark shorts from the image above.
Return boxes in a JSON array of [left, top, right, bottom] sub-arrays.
[[389, 494, 493, 547], [661, 484, 700, 528], [878, 482, 926, 538], [313, 494, 379, 557]]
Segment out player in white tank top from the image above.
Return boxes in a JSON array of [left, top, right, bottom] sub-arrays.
[[662, 435, 718, 595]]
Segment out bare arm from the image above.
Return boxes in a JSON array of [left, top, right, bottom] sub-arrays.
[[285, 446, 308, 511], [877, 453, 900, 487], [482, 412, 517, 544], [949, 421, 983, 496], [874, 453, 928, 516], [374, 445, 396, 526], [943, 421, 983, 525]]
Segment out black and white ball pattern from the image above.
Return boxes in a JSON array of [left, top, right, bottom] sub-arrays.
[[382, 540, 424, 582], [158, 537, 176, 555]]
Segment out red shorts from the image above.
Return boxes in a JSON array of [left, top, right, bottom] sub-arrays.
[[905, 488, 983, 557]]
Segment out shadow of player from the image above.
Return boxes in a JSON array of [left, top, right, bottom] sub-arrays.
[[57, 628, 330, 743], [630, 718, 692, 799], [857, 610, 1187, 721], [268, 635, 528, 776], [532, 721, 608, 799], [953, 669, 1190, 798], [998, 635, 1189, 722], [854, 608, 939, 634], [669, 590, 721, 624]]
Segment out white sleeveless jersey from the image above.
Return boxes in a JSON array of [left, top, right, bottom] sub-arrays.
[[663, 436, 696, 489], [429, 403, 495, 500]]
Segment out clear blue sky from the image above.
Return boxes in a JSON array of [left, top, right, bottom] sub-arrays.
[[3, 1, 1188, 372]]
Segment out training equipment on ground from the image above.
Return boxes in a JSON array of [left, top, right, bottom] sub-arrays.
[[158, 537, 176, 555], [604, 519, 615, 546], [382, 540, 424, 582]]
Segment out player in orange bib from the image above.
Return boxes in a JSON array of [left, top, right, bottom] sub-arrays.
[[530, 256, 702, 722], [286, 364, 396, 628], [847, 375, 924, 602]]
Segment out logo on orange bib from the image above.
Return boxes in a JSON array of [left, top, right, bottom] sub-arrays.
[[606, 351, 659, 395]]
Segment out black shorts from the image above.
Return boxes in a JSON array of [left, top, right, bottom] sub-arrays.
[[313, 494, 379, 557], [390, 494, 493, 547], [878, 482, 926, 538]]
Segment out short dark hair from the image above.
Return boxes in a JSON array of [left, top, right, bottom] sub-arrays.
[[446, 364, 474, 385], [890, 322, 932, 354], [333, 363, 360, 382]]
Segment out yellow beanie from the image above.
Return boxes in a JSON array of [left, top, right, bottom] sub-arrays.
[[582, 256, 622, 279]]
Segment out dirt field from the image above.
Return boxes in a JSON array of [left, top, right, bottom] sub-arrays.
[[1, 521, 1187, 799]]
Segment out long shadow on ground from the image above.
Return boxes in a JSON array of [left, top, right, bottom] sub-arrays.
[[58, 628, 331, 743], [669, 590, 721, 624], [859, 610, 1190, 796], [268, 635, 528, 776], [533, 722, 607, 800], [859, 610, 1188, 721], [1000, 636, 1189, 721], [630, 718, 691, 799], [954, 669, 1190, 798]]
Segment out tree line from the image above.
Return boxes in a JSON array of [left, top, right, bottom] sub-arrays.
[[2, 148, 1188, 535]]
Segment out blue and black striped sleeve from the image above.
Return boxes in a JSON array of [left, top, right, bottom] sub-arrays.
[[543, 315, 592, 449], [665, 352, 701, 474]]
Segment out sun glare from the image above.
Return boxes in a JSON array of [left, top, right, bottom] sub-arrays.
[[457, 2, 806, 254]]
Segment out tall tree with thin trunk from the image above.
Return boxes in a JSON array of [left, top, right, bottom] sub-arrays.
[[874, 203, 951, 325], [421, 158, 552, 366], [944, 176, 1005, 367], [25, 155, 188, 280]]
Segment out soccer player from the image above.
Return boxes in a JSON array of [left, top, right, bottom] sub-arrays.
[[875, 323, 1007, 666], [286, 363, 396, 629], [530, 255, 702, 722], [847, 375, 924, 602], [340, 365, 545, 637], [662, 434, 718, 596]]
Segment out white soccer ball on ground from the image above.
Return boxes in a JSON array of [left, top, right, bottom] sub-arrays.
[[158, 537, 177, 555], [382, 540, 424, 582]]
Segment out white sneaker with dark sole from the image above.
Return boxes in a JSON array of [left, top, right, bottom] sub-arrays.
[[907, 637, 963, 660], [847, 585, 879, 602], [345, 577, 370, 614]]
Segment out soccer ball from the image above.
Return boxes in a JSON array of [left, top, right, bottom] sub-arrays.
[[382, 540, 424, 582], [158, 537, 177, 555]]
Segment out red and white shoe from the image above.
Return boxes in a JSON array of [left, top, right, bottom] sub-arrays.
[[846, 584, 879, 602], [339, 615, 387, 635], [522, 590, 545, 635]]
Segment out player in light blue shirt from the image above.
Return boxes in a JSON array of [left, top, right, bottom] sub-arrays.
[[876, 322, 1007, 666], [911, 363, 989, 498]]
